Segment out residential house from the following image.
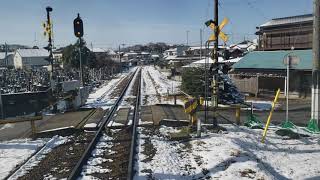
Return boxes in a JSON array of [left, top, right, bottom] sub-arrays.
[[256, 14, 313, 51], [231, 50, 311, 97], [13, 49, 49, 69]]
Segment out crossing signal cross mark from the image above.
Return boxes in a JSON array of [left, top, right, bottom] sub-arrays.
[[206, 17, 229, 42]]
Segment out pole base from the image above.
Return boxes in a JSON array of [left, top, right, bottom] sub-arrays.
[[244, 114, 263, 129], [304, 119, 320, 133]]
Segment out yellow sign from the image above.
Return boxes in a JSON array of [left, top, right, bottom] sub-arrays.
[[184, 98, 199, 114], [42, 21, 52, 37], [208, 17, 229, 42]]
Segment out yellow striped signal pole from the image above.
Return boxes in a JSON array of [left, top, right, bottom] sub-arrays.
[[261, 89, 281, 143]]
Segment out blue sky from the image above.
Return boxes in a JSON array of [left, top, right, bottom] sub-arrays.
[[0, 0, 312, 49]]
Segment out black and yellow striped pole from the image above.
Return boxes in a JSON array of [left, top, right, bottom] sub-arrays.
[[43, 7, 54, 89]]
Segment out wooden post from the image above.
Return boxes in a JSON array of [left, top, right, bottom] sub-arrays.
[[256, 75, 259, 97], [236, 107, 241, 125], [30, 120, 36, 136], [174, 95, 177, 105]]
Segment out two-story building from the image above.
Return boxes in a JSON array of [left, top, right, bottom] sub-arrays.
[[232, 14, 314, 97], [13, 49, 49, 69], [256, 14, 312, 51]]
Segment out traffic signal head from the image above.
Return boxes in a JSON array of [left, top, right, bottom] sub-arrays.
[[205, 19, 215, 27], [73, 13, 84, 38], [46, 6, 53, 12]]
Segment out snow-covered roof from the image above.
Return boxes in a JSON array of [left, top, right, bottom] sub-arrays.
[[259, 14, 312, 28], [182, 57, 242, 68], [124, 52, 138, 56], [90, 47, 117, 55], [107, 49, 116, 55], [0, 52, 14, 59], [188, 45, 226, 51], [16, 49, 49, 58], [165, 48, 177, 52], [90, 47, 106, 53], [165, 55, 178, 60]]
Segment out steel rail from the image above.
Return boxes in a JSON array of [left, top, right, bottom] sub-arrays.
[[127, 70, 141, 180]]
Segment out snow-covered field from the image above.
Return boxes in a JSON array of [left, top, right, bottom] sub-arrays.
[[0, 136, 69, 180], [0, 138, 46, 179], [135, 125, 320, 180], [141, 66, 181, 105]]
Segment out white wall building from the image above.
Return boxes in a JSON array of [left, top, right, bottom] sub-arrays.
[[14, 49, 50, 69]]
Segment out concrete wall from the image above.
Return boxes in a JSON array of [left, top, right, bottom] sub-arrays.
[[1, 91, 51, 118]]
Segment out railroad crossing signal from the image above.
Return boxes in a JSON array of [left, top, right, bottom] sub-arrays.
[[206, 17, 229, 42], [42, 21, 52, 37], [73, 13, 84, 38], [184, 98, 199, 114]]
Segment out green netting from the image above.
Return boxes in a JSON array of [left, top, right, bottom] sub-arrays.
[[276, 120, 300, 138], [305, 119, 320, 134], [281, 120, 296, 129], [244, 114, 263, 129]]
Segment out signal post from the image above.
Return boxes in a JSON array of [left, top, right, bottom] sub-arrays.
[[74, 13, 84, 86]]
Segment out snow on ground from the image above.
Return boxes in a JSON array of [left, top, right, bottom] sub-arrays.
[[84, 67, 138, 110], [4, 136, 68, 180], [141, 66, 181, 105], [0, 139, 47, 179], [80, 134, 114, 179], [84, 74, 127, 110], [135, 125, 320, 180]]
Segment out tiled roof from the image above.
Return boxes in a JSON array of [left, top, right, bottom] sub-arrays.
[[16, 49, 49, 58], [259, 14, 313, 28]]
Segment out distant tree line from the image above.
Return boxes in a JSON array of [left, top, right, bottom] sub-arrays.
[[60, 38, 121, 80], [60, 39, 117, 69]]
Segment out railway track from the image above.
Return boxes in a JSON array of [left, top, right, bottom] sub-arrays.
[[68, 68, 141, 179], [9, 68, 141, 180]]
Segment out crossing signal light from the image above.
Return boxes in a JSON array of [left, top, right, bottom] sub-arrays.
[[73, 13, 83, 38]]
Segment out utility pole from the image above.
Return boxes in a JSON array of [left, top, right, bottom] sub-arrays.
[[212, 0, 219, 127], [45, 7, 54, 88], [120, 43, 125, 72], [119, 45, 122, 74], [200, 29, 203, 60], [311, 0, 320, 128], [79, 41, 83, 86], [4, 43, 8, 66], [186, 30, 190, 46], [0, 87, 3, 119]]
